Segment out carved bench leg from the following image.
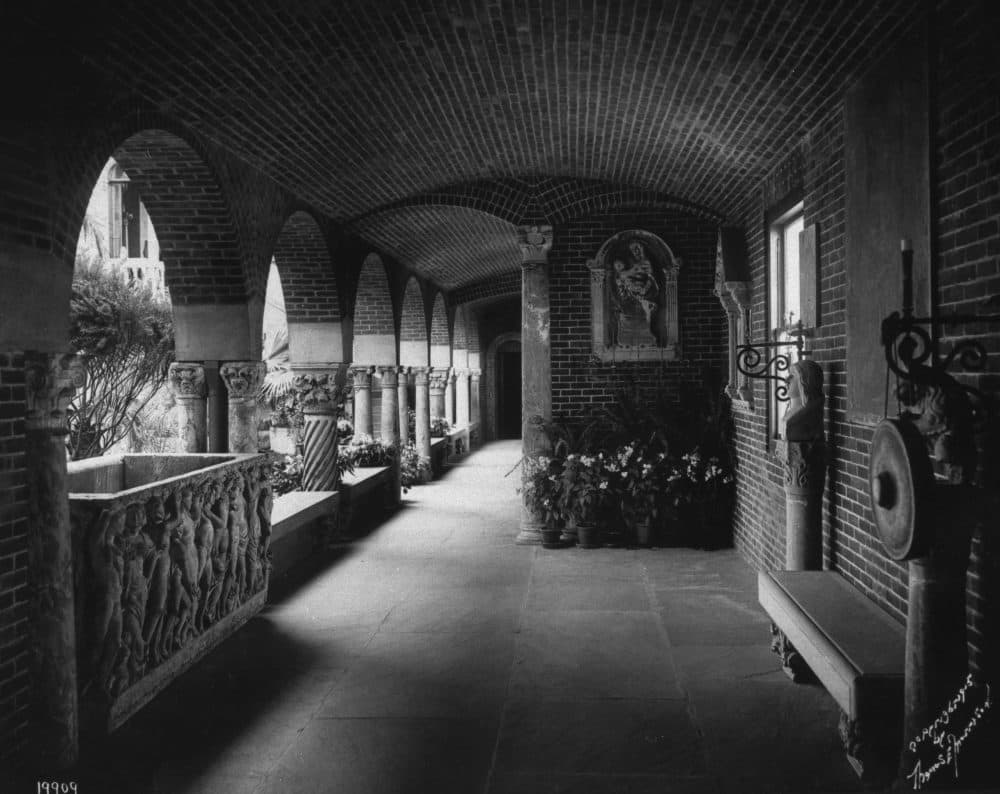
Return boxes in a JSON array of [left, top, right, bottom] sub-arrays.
[[769, 623, 814, 683], [838, 711, 898, 785]]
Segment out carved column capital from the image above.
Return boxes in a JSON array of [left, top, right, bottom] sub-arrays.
[[350, 365, 374, 392], [469, 368, 481, 383], [220, 361, 265, 401], [428, 368, 449, 394], [377, 366, 398, 389], [412, 366, 430, 387], [518, 225, 553, 266], [25, 352, 85, 434], [785, 440, 826, 490], [168, 362, 207, 400], [292, 372, 343, 415], [726, 281, 752, 312]]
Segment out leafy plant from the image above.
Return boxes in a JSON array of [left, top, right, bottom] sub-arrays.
[[340, 434, 397, 468], [399, 441, 430, 492], [559, 453, 611, 524], [68, 261, 175, 459], [267, 452, 304, 496], [608, 442, 665, 524], [519, 455, 566, 528], [430, 416, 451, 437]]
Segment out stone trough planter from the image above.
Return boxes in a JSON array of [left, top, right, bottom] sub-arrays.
[[67, 452, 272, 733]]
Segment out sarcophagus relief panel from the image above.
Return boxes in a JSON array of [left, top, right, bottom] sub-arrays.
[[69, 453, 273, 730]]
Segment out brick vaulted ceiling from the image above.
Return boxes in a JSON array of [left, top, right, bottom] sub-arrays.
[[24, 0, 917, 290]]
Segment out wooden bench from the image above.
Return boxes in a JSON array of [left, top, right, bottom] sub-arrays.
[[758, 570, 905, 781]]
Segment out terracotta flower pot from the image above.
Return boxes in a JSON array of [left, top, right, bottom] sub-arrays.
[[574, 520, 602, 549], [634, 517, 653, 547], [540, 526, 564, 548]]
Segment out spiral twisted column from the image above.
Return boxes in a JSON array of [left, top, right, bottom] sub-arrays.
[[294, 372, 343, 491]]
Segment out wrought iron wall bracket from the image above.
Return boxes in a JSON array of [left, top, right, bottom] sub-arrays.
[[736, 333, 807, 403], [881, 310, 1000, 427]]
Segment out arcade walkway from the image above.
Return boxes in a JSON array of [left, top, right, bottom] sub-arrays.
[[75, 441, 859, 794]]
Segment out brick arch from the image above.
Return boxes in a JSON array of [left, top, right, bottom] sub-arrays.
[[109, 129, 248, 305], [429, 292, 451, 368], [352, 252, 396, 364], [452, 305, 470, 369], [272, 210, 339, 323], [399, 277, 429, 367]]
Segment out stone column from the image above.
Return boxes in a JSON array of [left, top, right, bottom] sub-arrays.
[[351, 366, 374, 438], [782, 361, 826, 571], [470, 368, 482, 432], [220, 362, 265, 454], [24, 352, 85, 769], [517, 225, 553, 545], [455, 369, 471, 427], [293, 372, 342, 491], [378, 366, 399, 444], [413, 367, 432, 480], [429, 368, 448, 421], [397, 367, 410, 447], [168, 362, 208, 452], [445, 369, 456, 426]]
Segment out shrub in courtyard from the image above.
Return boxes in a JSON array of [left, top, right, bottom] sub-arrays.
[[399, 442, 430, 492], [430, 416, 451, 437], [68, 262, 174, 459]]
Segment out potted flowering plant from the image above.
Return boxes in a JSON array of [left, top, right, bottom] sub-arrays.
[[610, 442, 664, 546], [666, 448, 735, 548], [559, 453, 611, 548], [519, 455, 566, 547]]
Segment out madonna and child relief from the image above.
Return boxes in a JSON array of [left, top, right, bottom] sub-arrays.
[[589, 230, 680, 361]]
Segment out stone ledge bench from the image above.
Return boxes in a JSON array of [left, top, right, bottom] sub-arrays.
[[337, 464, 401, 536], [430, 437, 449, 475], [269, 490, 339, 580], [758, 570, 905, 782]]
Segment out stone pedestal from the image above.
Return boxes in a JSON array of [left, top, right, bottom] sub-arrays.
[[397, 367, 410, 446], [455, 369, 471, 428], [470, 369, 482, 427], [378, 366, 399, 444], [293, 372, 342, 491], [444, 370, 456, 426], [220, 361, 265, 454], [168, 362, 208, 452], [24, 351, 85, 769], [351, 366, 374, 438], [784, 440, 825, 571], [414, 368, 432, 480], [429, 368, 448, 421], [517, 226, 553, 545]]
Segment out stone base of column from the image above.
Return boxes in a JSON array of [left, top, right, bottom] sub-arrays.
[[516, 514, 544, 545]]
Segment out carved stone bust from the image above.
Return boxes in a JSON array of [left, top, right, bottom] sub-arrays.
[[784, 359, 825, 442], [588, 229, 680, 362]]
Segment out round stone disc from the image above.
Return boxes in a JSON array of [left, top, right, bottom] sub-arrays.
[[869, 418, 933, 561]]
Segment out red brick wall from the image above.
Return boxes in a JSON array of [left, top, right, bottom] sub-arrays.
[[0, 354, 29, 764], [549, 208, 727, 425], [729, 2, 1000, 669], [273, 210, 341, 322]]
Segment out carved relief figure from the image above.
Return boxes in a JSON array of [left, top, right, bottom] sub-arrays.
[[783, 359, 825, 442], [163, 486, 201, 653], [257, 471, 274, 591], [121, 502, 151, 686], [226, 473, 249, 611], [589, 230, 680, 361], [612, 240, 660, 346], [142, 491, 180, 666], [205, 484, 232, 624], [86, 504, 127, 696], [193, 481, 217, 631], [244, 470, 263, 599]]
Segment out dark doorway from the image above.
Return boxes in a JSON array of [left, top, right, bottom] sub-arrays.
[[497, 344, 522, 439]]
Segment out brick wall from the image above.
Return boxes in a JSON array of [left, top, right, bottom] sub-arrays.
[[728, 1, 1000, 668], [430, 293, 451, 347], [400, 278, 427, 343], [549, 208, 727, 426], [352, 254, 395, 337], [0, 354, 29, 764], [273, 210, 340, 322]]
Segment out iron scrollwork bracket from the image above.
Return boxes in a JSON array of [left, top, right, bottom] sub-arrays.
[[736, 331, 808, 403], [881, 310, 1000, 430]]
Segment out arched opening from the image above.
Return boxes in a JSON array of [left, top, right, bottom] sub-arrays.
[[70, 155, 175, 458], [485, 331, 522, 441], [260, 260, 293, 452], [352, 253, 396, 438]]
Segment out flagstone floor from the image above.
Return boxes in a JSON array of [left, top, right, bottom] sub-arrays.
[[71, 440, 866, 794]]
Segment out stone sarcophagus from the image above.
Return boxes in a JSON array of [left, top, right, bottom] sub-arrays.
[[68, 453, 273, 732]]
